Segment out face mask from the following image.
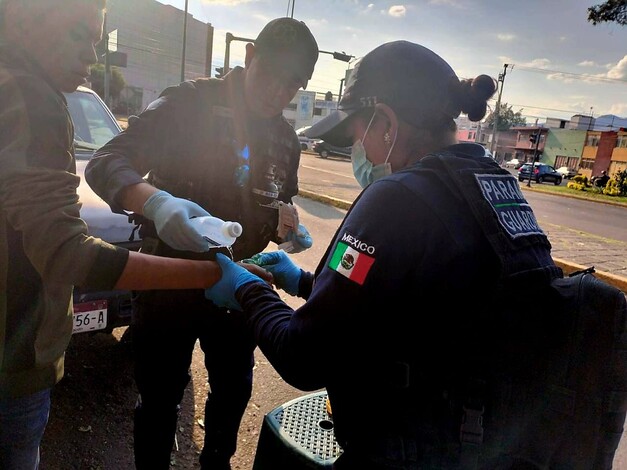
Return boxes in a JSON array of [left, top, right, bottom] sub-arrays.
[[351, 113, 395, 189]]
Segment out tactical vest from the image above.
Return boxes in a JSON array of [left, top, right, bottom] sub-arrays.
[[139, 76, 301, 261]]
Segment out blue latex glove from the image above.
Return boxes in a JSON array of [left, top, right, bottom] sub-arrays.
[[244, 250, 302, 296], [205, 253, 263, 310], [143, 190, 210, 252], [279, 223, 313, 254]]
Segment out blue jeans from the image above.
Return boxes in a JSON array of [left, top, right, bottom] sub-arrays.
[[0, 388, 51, 470]]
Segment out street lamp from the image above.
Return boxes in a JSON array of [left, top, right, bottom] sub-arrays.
[[319, 50, 354, 62], [223, 35, 354, 73]]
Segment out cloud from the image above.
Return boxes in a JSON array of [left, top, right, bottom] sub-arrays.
[[606, 55, 627, 80], [387, 5, 406, 17], [429, 0, 464, 6], [578, 60, 597, 67], [497, 34, 515, 41], [609, 103, 627, 116]]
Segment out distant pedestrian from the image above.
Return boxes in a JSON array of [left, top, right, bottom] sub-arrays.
[[593, 170, 610, 188]]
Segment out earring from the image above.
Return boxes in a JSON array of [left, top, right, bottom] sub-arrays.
[[384, 132, 392, 145]]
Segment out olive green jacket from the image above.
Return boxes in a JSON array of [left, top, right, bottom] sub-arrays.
[[0, 41, 128, 398]]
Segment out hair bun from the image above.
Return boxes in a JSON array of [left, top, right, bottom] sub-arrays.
[[458, 74, 497, 122]]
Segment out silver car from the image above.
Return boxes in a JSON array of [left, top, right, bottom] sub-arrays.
[[64, 86, 140, 334]]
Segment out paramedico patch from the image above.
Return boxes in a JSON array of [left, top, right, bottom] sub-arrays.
[[475, 174, 545, 239], [328, 232, 375, 285]]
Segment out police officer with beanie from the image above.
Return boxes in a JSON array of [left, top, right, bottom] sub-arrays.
[[205, 41, 560, 469], [86, 17, 318, 470]]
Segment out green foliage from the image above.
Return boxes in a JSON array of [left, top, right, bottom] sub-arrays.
[[588, 0, 627, 25], [607, 169, 627, 196], [484, 103, 527, 131], [89, 64, 126, 101]]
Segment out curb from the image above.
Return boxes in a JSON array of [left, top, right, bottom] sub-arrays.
[[297, 189, 627, 293]]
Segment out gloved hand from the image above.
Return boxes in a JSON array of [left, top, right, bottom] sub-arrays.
[[205, 253, 264, 310], [279, 223, 313, 254], [244, 250, 302, 296], [143, 190, 210, 252]]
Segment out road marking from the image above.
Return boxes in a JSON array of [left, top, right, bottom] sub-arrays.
[[301, 164, 354, 179]]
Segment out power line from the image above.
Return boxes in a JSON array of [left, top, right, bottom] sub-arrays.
[[513, 64, 627, 85]]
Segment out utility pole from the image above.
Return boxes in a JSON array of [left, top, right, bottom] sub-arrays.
[[103, 14, 110, 108], [180, 0, 189, 82], [527, 130, 541, 187], [490, 63, 509, 155], [338, 78, 345, 105]]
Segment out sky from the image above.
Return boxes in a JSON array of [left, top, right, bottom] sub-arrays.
[[156, 0, 627, 123]]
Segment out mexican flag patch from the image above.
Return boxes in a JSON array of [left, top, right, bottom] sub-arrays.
[[329, 242, 375, 285]]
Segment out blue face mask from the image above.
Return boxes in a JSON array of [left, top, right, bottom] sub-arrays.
[[351, 113, 395, 189]]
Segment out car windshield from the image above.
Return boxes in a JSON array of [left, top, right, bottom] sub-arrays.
[[65, 91, 120, 151]]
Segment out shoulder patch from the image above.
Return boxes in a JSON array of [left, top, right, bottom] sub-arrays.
[[328, 233, 376, 285], [475, 174, 545, 239]]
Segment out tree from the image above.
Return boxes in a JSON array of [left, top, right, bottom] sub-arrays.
[[89, 64, 126, 102], [484, 103, 526, 131], [587, 0, 627, 25]]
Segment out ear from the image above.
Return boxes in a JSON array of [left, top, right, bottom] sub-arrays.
[[244, 43, 256, 68], [375, 103, 399, 140]]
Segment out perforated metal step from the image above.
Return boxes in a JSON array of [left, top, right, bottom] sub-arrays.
[[253, 391, 343, 469]]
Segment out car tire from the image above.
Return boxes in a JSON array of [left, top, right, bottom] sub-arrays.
[[537, 176, 543, 184], [554, 177, 562, 186], [320, 150, 329, 158], [518, 177, 524, 182], [301, 143, 308, 151]]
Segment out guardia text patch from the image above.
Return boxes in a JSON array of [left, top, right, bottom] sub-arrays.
[[475, 174, 545, 239], [329, 235, 375, 285]]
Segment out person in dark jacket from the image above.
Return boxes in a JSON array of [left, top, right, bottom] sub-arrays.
[[85, 17, 318, 470], [205, 41, 561, 469], [0, 1, 267, 469]]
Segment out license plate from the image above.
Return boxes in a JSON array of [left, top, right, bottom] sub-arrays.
[[73, 300, 108, 334]]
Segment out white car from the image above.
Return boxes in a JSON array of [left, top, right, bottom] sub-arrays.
[[65, 86, 139, 334], [556, 166, 578, 179], [295, 126, 320, 151], [504, 158, 520, 168]]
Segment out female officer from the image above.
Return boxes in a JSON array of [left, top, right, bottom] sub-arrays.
[[205, 41, 559, 469]]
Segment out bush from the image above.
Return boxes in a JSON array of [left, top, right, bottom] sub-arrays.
[[611, 169, 627, 197], [567, 174, 590, 191]]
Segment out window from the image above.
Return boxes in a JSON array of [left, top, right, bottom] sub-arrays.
[[586, 135, 599, 147]]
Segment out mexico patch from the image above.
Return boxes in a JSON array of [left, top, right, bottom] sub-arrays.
[[329, 241, 375, 285], [475, 174, 545, 239]]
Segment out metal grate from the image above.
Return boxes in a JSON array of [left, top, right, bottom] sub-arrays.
[[266, 391, 343, 463]]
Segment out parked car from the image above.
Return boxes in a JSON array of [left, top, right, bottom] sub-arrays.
[[504, 158, 520, 168], [64, 86, 140, 334], [518, 162, 563, 185], [295, 126, 321, 151], [556, 166, 578, 179], [313, 140, 352, 159]]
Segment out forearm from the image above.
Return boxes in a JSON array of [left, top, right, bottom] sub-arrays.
[[115, 251, 221, 290], [116, 181, 159, 214]]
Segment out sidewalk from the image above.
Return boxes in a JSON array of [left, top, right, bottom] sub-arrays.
[[297, 180, 627, 293]]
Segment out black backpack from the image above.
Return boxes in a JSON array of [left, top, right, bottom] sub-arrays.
[[452, 267, 627, 469], [402, 152, 627, 469]]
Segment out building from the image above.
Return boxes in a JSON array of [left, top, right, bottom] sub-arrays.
[[102, 0, 213, 113]]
